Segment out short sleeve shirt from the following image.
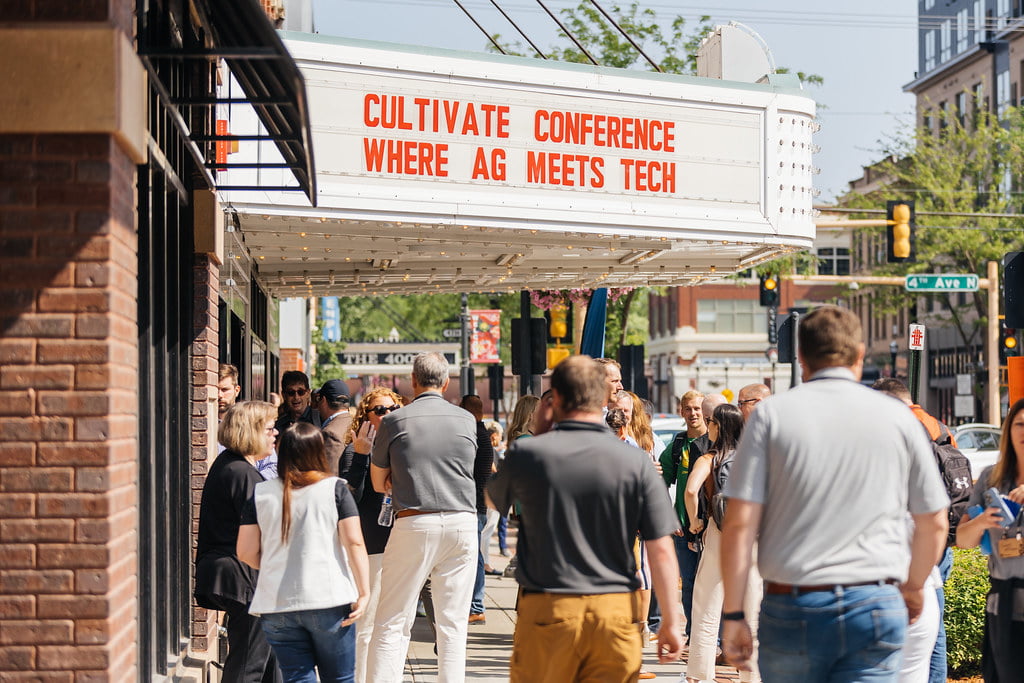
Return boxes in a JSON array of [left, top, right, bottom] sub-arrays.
[[724, 367, 949, 585], [488, 420, 678, 593]]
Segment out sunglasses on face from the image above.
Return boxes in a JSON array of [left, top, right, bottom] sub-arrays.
[[370, 404, 400, 416], [284, 388, 308, 398]]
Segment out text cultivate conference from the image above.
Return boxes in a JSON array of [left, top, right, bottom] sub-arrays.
[[361, 93, 678, 192]]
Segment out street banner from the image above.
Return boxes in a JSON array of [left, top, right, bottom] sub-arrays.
[[470, 309, 501, 363]]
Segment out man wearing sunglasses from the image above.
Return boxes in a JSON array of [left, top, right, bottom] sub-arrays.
[[317, 378, 353, 475], [274, 370, 322, 435]]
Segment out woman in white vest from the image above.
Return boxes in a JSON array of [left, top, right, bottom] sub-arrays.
[[237, 422, 370, 682]]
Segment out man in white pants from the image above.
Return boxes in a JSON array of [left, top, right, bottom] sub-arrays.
[[368, 353, 480, 683]]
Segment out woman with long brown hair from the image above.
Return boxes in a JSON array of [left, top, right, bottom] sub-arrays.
[[237, 423, 370, 682], [339, 386, 404, 683], [956, 397, 1024, 681]]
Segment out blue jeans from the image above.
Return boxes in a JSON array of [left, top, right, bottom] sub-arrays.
[[673, 534, 699, 637], [497, 514, 508, 552], [928, 547, 953, 683], [260, 604, 356, 683], [759, 584, 907, 682], [471, 512, 487, 615]]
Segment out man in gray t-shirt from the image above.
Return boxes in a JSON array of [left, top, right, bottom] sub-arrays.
[[367, 353, 479, 683], [488, 355, 683, 682], [720, 306, 949, 682]]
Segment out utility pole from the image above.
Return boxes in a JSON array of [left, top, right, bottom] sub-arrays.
[[459, 293, 473, 395]]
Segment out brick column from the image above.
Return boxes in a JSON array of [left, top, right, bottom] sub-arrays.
[[190, 255, 220, 654], [0, 133, 140, 680]]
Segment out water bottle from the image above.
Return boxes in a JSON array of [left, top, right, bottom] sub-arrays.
[[378, 493, 394, 527]]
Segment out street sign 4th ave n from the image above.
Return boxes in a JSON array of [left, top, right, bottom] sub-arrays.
[[904, 274, 979, 292]]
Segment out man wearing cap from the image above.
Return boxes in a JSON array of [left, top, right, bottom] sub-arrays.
[[316, 378, 353, 475]]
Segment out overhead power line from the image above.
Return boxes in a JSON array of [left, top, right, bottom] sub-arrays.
[[452, 0, 508, 53], [487, 0, 548, 58], [534, 0, 599, 65], [587, 0, 662, 71]]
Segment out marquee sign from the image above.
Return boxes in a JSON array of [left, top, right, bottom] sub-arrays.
[[283, 34, 816, 244]]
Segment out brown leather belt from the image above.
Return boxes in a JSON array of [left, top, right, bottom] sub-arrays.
[[395, 509, 444, 519], [764, 579, 899, 595]]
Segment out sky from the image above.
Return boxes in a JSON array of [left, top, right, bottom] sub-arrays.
[[310, 0, 919, 203]]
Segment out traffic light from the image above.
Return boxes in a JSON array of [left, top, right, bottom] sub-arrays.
[[1005, 252, 1024, 327], [886, 200, 916, 263], [511, 317, 547, 376], [767, 306, 778, 345], [1001, 316, 1019, 363], [759, 274, 780, 307]]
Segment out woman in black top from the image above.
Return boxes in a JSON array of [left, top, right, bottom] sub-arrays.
[[339, 387, 403, 683], [195, 400, 281, 683]]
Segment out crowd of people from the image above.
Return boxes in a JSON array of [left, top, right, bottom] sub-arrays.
[[194, 305, 1024, 682]]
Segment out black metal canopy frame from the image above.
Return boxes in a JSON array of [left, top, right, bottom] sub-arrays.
[[138, 0, 317, 206]]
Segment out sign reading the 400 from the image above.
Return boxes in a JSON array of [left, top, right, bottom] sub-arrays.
[[339, 352, 457, 366]]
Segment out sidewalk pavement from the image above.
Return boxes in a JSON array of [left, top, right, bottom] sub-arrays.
[[401, 528, 743, 682]]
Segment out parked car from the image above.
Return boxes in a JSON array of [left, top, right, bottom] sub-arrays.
[[953, 422, 1002, 481], [651, 415, 685, 453]]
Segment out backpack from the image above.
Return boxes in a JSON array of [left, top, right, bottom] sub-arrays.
[[709, 453, 734, 529], [932, 424, 973, 547]]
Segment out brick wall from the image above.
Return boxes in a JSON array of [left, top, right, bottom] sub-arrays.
[[0, 133, 139, 680], [190, 255, 219, 654], [280, 347, 305, 374]]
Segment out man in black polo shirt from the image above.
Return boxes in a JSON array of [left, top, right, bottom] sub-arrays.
[[488, 355, 683, 682]]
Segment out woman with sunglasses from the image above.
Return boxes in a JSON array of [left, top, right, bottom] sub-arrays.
[[195, 400, 282, 683], [237, 422, 370, 683], [684, 403, 763, 683], [338, 387, 404, 683]]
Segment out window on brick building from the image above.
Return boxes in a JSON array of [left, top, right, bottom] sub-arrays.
[[696, 299, 767, 334], [956, 91, 968, 127], [817, 247, 850, 276]]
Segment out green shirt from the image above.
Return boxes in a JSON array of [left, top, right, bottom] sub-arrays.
[[658, 434, 703, 527]]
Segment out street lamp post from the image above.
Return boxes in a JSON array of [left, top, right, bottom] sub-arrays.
[[890, 341, 898, 378]]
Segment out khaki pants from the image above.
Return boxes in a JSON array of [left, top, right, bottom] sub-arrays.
[[511, 591, 643, 683]]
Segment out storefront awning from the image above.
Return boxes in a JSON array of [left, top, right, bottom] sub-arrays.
[[139, 0, 316, 204]]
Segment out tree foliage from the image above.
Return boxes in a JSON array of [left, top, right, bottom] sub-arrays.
[[840, 103, 1024, 348]]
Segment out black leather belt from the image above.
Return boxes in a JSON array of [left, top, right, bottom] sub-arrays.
[[765, 579, 899, 595]]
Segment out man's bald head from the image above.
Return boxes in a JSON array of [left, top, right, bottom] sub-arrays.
[[701, 393, 728, 418], [737, 383, 771, 420]]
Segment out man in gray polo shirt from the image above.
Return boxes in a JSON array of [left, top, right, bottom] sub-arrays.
[[720, 305, 949, 682], [367, 352, 478, 683]]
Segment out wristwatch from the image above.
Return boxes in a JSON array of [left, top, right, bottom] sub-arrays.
[[722, 611, 745, 621]]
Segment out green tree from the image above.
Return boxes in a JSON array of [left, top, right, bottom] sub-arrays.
[[310, 323, 346, 387], [840, 102, 1024, 349]]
